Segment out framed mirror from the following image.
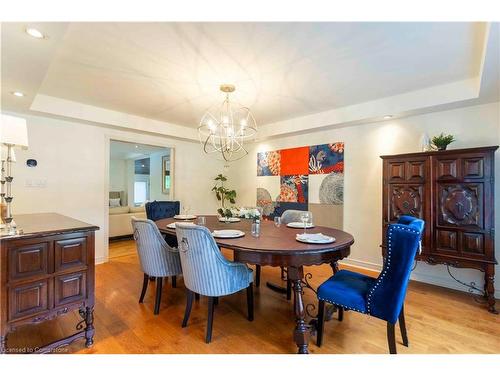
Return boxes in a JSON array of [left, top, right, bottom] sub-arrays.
[[162, 150, 174, 196]]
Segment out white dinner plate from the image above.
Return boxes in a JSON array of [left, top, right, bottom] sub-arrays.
[[212, 229, 245, 239], [287, 222, 315, 229], [166, 222, 195, 229], [174, 214, 197, 220], [218, 217, 241, 223], [296, 233, 335, 244]]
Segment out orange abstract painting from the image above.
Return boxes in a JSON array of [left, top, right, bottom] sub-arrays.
[[279, 146, 309, 175]]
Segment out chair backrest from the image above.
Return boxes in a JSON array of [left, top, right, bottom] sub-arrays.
[[131, 217, 181, 277], [280, 209, 312, 224], [366, 216, 424, 324], [145, 201, 180, 222], [175, 223, 247, 297]]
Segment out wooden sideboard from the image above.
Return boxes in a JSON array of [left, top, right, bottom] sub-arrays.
[[381, 146, 498, 313], [0, 213, 99, 353]]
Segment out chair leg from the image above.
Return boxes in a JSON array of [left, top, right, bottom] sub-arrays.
[[286, 279, 292, 301], [182, 289, 194, 327], [154, 277, 163, 315], [387, 322, 397, 354], [399, 305, 409, 347], [255, 265, 261, 287], [206, 297, 215, 343], [195, 293, 200, 301], [280, 267, 285, 280], [316, 300, 325, 347], [214, 297, 219, 306], [247, 283, 254, 321], [171, 275, 177, 288], [139, 273, 149, 303], [338, 306, 344, 321]]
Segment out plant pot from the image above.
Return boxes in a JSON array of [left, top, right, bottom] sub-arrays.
[[436, 145, 448, 151]]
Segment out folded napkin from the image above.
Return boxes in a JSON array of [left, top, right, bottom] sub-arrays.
[[296, 233, 334, 242]]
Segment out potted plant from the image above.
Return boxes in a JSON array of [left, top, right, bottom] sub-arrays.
[[431, 133, 455, 151], [212, 174, 237, 219]]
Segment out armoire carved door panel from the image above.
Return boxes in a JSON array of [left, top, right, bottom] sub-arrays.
[[406, 160, 426, 182], [436, 158, 459, 180], [437, 183, 483, 229], [387, 161, 405, 182], [389, 184, 424, 221], [462, 157, 484, 179]]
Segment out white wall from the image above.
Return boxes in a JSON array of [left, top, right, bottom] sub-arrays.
[[109, 159, 127, 193], [10, 112, 226, 263], [230, 101, 500, 297]]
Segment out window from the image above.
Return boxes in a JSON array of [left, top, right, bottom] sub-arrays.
[[134, 180, 148, 205]]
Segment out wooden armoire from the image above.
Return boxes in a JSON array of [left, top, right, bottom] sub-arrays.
[[381, 146, 498, 313]]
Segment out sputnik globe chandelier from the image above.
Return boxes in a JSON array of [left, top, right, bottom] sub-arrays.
[[198, 84, 257, 162]]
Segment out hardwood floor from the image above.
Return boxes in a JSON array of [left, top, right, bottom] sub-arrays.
[[108, 238, 136, 259], [5, 240, 500, 354]]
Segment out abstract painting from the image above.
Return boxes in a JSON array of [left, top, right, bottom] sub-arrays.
[[256, 142, 344, 228]]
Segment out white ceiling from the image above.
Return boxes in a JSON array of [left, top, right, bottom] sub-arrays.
[[1, 22, 498, 138], [110, 140, 169, 160]]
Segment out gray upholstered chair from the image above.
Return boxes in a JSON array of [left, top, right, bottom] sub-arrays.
[[175, 222, 254, 343], [132, 217, 182, 315], [280, 209, 312, 225]]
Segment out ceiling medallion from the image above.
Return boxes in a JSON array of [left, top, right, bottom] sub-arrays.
[[198, 84, 257, 162]]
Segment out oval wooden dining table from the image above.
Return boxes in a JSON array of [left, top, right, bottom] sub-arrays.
[[156, 215, 354, 354]]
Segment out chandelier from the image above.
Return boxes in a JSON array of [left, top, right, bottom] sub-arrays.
[[198, 84, 257, 162]]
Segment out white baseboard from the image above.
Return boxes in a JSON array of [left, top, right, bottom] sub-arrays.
[[339, 258, 500, 299], [95, 256, 108, 265]]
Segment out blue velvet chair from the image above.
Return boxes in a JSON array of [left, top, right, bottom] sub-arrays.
[[175, 223, 254, 343], [145, 200, 180, 221], [145, 201, 180, 248], [316, 215, 424, 354]]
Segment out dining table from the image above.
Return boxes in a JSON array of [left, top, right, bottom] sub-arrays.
[[156, 215, 354, 354]]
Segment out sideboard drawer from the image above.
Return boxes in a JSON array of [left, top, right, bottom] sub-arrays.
[[8, 241, 51, 281], [8, 279, 50, 321], [55, 237, 88, 272], [54, 271, 87, 306]]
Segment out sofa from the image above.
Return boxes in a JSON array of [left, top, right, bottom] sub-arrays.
[[109, 205, 146, 238]]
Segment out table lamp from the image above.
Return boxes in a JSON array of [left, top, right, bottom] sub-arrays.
[[0, 114, 28, 235]]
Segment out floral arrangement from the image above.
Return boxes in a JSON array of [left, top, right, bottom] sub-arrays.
[[221, 207, 262, 220], [234, 207, 262, 220]]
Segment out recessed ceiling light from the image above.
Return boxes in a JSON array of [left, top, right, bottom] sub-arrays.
[[383, 115, 393, 120], [11, 91, 25, 97], [25, 27, 45, 39], [135, 145, 139, 148]]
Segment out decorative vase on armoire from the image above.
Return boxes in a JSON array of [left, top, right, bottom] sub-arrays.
[[380, 146, 498, 313]]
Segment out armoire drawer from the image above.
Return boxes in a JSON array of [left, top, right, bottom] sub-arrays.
[[8, 279, 50, 321], [8, 241, 51, 281], [54, 271, 87, 306]]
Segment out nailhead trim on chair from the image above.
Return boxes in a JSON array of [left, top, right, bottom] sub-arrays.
[[318, 297, 366, 313], [366, 225, 419, 315]]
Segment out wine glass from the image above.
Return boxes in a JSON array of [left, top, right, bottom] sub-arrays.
[[301, 212, 312, 234], [274, 216, 281, 227], [197, 216, 206, 226], [183, 205, 190, 217]]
